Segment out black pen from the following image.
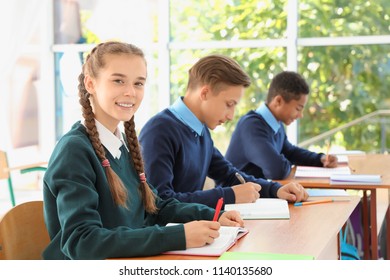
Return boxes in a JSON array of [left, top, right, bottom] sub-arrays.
[[235, 172, 246, 184]]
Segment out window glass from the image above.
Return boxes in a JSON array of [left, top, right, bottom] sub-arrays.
[[170, 0, 287, 41], [299, 0, 390, 37], [298, 44, 390, 152], [53, 0, 160, 138], [169, 0, 390, 153]]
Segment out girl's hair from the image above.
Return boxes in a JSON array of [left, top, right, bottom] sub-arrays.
[[77, 41, 157, 213], [266, 71, 310, 104], [186, 54, 251, 92]]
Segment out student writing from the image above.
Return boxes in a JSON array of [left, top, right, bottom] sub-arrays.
[[139, 55, 308, 209], [225, 71, 338, 180], [42, 42, 243, 260]]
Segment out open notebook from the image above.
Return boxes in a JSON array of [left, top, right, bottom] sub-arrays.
[[163, 224, 248, 257], [224, 198, 290, 220]]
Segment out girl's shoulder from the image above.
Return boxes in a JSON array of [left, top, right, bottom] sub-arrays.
[[53, 122, 94, 154]]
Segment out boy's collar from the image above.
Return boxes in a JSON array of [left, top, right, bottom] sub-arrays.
[[169, 97, 205, 136], [255, 103, 281, 134]]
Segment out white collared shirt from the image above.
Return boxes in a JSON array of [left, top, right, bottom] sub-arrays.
[[255, 103, 282, 135], [94, 120, 129, 159], [168, 97, 205, 136]]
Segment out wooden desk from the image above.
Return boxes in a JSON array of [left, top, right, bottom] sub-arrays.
[[280, 154, 390, 260], [118, 196, 359, 260]]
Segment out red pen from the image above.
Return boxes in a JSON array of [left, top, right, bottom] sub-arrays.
[[212, 197, 224, 221]]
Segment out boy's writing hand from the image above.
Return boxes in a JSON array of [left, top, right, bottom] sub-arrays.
[[321, 154, 338, 168], [232, 182, 261, 203]]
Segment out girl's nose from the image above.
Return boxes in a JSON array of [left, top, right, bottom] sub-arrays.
[[124, 86, 136, 97]]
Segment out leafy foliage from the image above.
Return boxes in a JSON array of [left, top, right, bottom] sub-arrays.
[[169, 0, 390, 153]]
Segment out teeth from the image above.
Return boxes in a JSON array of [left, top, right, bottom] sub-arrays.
[[117, 103, 134, 108]]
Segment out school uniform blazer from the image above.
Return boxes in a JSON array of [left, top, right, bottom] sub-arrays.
[[225, 110, 324, 180], [43, 122, 215, 260]]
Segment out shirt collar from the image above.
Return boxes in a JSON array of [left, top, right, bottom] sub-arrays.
[[168, 97, 205, 136], [95, 120, 128, 159], [255, 103, 281, 134]]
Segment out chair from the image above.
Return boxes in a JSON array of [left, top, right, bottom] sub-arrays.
[[0, 200, 50, 259], [0, 150, 47, 206]]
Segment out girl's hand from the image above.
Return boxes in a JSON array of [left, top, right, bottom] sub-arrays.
[[183, 221, 220, 248], [219, 210, 244, 227]]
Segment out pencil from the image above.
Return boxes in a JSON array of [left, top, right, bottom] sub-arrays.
[[212, 197, 224, 221], [235, 172, 246, 184], [294, 199, 334, 206]]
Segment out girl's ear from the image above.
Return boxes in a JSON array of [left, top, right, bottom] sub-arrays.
[[84, 75, 95, 95]]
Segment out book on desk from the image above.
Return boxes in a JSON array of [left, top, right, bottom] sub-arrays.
[[305, 189, 352, 201], [163, 224, 248, 257], [306, 188, 350, 197], [295, 165, 351, 178], [224, 198, 290, 220], [330, 174, 382, 185], [295, 164, 381, 185]]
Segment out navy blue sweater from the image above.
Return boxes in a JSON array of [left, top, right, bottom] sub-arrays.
[[139, 109, 282, 208], [225, 110, 324, 180]]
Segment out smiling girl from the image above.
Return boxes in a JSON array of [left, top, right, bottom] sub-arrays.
[[42, 42, 243, 260]]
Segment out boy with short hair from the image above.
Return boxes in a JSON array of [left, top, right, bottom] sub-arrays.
[[225, 71, 338, 180], [139, 56, 307, 208]]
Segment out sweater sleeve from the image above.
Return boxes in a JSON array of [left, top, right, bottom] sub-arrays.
[[146, 196, 216, 226], [282, 138, 324, 167], [208, 147, 282, 199]]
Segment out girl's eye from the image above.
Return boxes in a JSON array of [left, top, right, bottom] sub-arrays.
[[114, 79, 124, 84], [227, 102, 234, 108]]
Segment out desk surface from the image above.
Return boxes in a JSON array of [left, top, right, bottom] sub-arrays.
[[118, 196, 360, 260], [280, 153, 390, 260], [280, 154, 390, 190]]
